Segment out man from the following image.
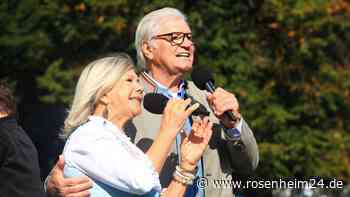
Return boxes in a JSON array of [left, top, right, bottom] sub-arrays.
[[0, 84, 45, 197], [46, 7, 259, 197]]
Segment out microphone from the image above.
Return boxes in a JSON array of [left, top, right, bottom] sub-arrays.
[[136, 138, 154, 153], [143, 93, 210, 116], [191, 67, 238, 121]]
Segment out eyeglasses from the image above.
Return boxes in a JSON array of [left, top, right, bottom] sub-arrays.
[[152, 32, 193, 46]]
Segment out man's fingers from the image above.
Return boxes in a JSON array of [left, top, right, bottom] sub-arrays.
[[64, 176, 92, 186], [62, 181, 92, 195], [66, 190, 91, 197], [207, 93, 214, 101]]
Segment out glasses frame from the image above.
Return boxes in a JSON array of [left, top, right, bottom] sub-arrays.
[[151, 32, 193, 46]]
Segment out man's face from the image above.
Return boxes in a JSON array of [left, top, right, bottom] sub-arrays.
[[150, 17, 195, 76]]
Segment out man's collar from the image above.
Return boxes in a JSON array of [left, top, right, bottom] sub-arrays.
[[142, 71, 168, 90], [141, 71, 187, 98]]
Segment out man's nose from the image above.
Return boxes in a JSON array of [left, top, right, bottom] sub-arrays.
[[181, 36, 194, 49]]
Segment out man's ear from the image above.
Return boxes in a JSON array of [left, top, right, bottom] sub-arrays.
[[142, 41, 154, 61]]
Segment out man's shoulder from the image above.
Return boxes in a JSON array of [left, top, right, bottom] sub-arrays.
[[186, 80, 201, 92], [185, 80, 209, 105]]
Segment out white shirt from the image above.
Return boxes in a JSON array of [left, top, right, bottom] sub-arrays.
[[63, 116, 161, 195]]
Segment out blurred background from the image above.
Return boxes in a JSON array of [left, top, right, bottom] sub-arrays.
[[1, 0, 349, 196]]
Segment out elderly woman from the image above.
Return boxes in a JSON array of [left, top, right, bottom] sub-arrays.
[[62, 53, 212, 196]]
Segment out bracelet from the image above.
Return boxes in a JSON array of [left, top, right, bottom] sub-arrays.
[[173, 172, 193, 185], [172, 165, 196, 185], [176, 165, 196, 179]]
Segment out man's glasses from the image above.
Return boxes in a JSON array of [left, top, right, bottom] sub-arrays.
[[152, 32, 193, 46]]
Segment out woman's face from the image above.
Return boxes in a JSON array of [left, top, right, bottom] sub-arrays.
[[104, 69, 144, 120]]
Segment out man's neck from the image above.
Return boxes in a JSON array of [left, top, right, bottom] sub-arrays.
[[148, 68, 183, 93]]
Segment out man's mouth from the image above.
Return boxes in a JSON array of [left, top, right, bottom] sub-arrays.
[[176, 52, 190, 57]]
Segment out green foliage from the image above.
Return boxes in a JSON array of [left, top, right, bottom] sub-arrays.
[[1, 0, 350, 185], [36, 59, 75, 104]]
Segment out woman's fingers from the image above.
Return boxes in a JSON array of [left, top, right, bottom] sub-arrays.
[[185, 102, 199, 117], [204, 121, 213, 144]]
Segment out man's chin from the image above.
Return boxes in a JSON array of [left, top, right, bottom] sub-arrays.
[[179, 64, 193, 74]]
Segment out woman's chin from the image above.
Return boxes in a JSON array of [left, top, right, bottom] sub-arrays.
[[131, 107, 142, 118]]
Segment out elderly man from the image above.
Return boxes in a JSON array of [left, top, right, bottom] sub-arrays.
[[46, 7, 258, 197]]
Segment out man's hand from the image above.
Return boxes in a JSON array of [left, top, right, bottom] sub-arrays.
[[207, 87, 241, 128], [46, 155, 92, 197]]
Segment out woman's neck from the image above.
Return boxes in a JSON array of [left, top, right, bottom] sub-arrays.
[[93, 105, 128, 131]]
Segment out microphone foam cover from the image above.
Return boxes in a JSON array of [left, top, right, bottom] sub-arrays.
[[191, 67, 214, 90], [143, 93, 169, 114]]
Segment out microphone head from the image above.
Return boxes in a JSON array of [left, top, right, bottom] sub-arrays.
[[136, 138, 154, 152], [143, 92, 210, 116], [143, 93, 169, 114], [191, 67, 215, 90]]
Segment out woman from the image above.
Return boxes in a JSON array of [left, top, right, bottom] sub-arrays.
[[62, 53, 212, 196]]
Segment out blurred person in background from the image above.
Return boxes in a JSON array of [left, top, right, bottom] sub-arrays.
[[0, 83, 45, 197]]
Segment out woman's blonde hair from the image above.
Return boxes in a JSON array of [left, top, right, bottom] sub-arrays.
[[63, 53, 134, 136]]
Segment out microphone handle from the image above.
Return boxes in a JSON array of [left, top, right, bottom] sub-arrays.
[[205, 81, 238, 121], [205, 81, 216, 93]]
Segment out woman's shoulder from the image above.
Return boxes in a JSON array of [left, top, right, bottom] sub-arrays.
[[67, 118, 115, 144]]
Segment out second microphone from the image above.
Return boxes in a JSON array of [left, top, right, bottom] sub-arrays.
[[143, 93, 210, 116]]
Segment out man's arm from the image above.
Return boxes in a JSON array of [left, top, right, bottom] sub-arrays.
[[222, 119, 259, 173], [45, 155, 92, 197], [207, 87, 259, 173]]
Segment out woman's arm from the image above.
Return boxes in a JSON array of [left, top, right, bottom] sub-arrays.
[[145, 98, 199, 173], [162, 117, 213, 197]]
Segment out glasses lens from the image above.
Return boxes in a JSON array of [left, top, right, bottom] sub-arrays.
[[186, 33, 192, 41], [171, 33, 185, 44]]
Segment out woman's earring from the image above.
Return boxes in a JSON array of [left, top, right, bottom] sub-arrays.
[[103, 104, 111, 119]]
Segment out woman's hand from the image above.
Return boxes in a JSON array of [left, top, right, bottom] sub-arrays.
[[159, 98, 199, 138], [180, 117, 213, 172]]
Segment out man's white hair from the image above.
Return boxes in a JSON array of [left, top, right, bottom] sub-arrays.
[[134, 7, 188, 70]]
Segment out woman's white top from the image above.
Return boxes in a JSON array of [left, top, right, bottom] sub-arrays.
[[63, 116, 161, 195]]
